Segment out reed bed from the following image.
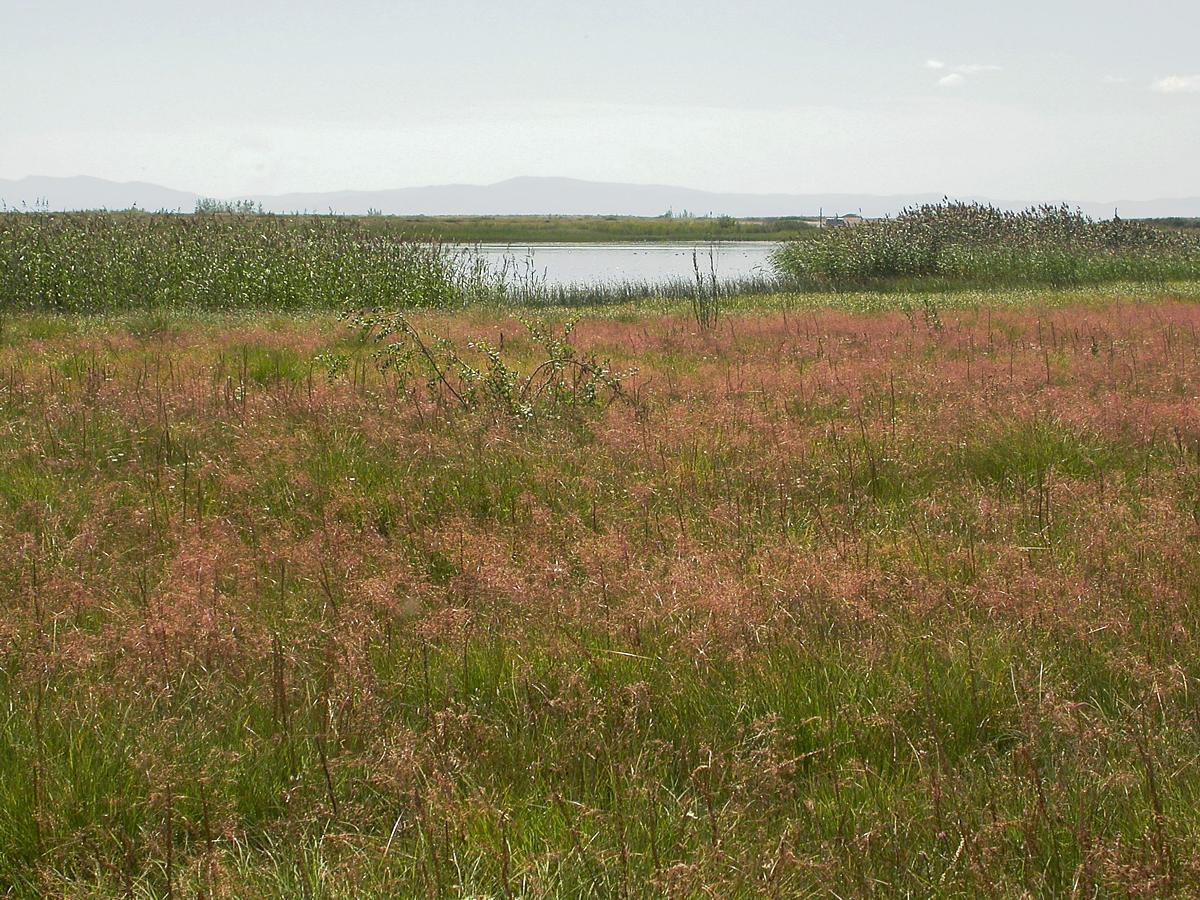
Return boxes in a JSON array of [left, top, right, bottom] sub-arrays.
[[4, 297, 1200, 895], [773, 201, 1200, 290], [8, 209, 1197, 319], [0, 212, 786, 315], [0, 212, 476, 313]]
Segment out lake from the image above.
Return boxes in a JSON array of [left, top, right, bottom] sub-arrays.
[[469, 241, 781, 289]]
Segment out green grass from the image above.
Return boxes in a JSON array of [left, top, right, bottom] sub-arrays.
[[11, 626, 1159, 896], [775, 202, 1200, 291], [5, 279, 1200, 345], [355, 213, 817, 243], [0, 212, 469, 313], [4, 296, 1200, 894], [8, 210, 1200, 319], [1145, 217, 1200, 233]]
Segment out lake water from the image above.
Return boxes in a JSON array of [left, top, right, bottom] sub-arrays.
[[470, 241, 781, 288]]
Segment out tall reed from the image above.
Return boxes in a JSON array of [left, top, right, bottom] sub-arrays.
[[772, 201, 1200, 289], [0, 212, 473, 312]]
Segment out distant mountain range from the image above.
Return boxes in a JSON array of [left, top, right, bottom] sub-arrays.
[[2, 174, 1198, 220]]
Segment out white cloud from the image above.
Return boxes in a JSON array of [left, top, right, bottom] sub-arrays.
[[1151, 75, 1200, 94], [924, 59, 1001, 87]]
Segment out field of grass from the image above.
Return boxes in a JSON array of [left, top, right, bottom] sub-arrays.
[[5, 286, 1200, 895], [1146, 218, 1200, 233], [356, 214, 816, 244]]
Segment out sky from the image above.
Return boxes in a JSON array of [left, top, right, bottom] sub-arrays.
[[2, 0, 1198, 201]]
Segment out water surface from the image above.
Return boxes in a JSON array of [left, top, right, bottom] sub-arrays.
[[470, 241, 780, 289]]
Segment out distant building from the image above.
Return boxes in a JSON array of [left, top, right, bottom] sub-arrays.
[[824, 214, 865, 228]]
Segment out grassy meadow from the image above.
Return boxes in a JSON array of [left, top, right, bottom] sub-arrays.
[[355, 214, 816, 244], [4, 211, 1200, 895]]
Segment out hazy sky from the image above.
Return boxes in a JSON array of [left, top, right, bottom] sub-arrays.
[[2, 0, 1198, 200]]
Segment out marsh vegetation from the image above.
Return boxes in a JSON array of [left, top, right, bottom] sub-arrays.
[[3, 209, 1200, 895], [774, 202, 1200, 290]]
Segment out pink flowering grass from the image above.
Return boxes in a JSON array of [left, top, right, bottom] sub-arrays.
[[2, 299, 1200, 895]]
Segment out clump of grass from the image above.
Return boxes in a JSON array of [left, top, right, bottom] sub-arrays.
[[326, 308, 634, 418], [773, 201, 1200, 290], [690, 247, 721, 328]]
